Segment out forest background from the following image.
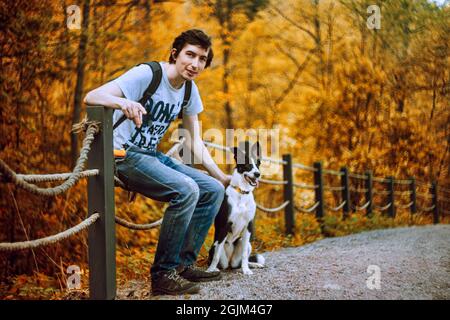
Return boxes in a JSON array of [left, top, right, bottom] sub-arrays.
[[0, 0, 449, 299]]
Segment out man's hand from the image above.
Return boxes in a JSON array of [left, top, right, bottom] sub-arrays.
[[219, 174, 232, 188], [83, 82, 147, 127], [117, 98, 147, 128]]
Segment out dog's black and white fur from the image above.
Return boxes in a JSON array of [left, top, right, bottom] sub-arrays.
[[207, 141, 265, 275]]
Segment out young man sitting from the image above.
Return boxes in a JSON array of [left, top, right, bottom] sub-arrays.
[[84, 29, 230, 296]]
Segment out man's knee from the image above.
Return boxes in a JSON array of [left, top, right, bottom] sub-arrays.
[[215, 182, 225, 201], [179, 176, 200, 203], [206, 179, 225, 203]]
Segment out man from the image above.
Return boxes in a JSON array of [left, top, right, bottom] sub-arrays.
[[84, 29, 230, 296]]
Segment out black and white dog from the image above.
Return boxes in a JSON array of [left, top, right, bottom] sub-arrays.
[[207, 141, 265, 275]]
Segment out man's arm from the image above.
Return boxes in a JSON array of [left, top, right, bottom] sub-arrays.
[[83, 81, 146, 128], [182, 114, 230, 187]]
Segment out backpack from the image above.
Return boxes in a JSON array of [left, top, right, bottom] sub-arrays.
[[112, 61, 192, 130]]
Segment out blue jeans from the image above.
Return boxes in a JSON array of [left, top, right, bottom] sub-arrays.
[[115, 145, 225, 277]]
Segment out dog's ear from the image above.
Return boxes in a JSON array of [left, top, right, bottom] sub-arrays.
[[250, 141, 262, 160], [233, 146, 246, 165]]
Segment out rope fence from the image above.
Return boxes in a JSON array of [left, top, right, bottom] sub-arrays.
[[293, 182, 318, 190], [373, 202, 392, 211], [0, 213, 100, 251], [295, 201, 320, 213], [256, 201, 290, 213], [1, 106, 449, 300], [396, 201, 414, 209], [202, 137, 448, 234], [259, 178, 288, 185], [115, 216, 163, 230], [352, 200, 372, 211], [16, 169, 99, 183], [0, 121, 100, 196], [325, 201, 347, 212], [417, 205, 436, 212]]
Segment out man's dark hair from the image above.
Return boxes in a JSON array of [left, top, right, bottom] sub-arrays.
[[169, 29, 213, 68]]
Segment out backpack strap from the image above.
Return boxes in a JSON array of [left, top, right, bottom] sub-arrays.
[[113, 61, 162, 130], [140, 61, 162, 103], [178, 80, 192, 120]]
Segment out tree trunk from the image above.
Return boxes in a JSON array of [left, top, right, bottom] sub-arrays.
[[71, 0, 91, 167], [222, 0, 234, 131]]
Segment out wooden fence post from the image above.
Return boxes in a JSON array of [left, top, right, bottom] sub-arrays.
[[282, 154, 295, 235], [387, 176, 396, 218], [432, 181, 439, 224], [87, 106, 116, 300], [314, 162, 325, 223], [365, 171, 373, 217], [340, 167, 351, 220], [409, 177, 417, 215]]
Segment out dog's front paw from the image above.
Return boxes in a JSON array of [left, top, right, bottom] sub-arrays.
[[242, 268, 253, 275], [206, 266, 220, 273]]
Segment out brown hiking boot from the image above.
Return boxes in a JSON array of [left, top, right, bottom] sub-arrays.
[[179, 265, 222, 282], [151, 269, 200, 296]]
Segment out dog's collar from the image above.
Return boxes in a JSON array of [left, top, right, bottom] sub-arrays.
[[230, 184, 251, 195]]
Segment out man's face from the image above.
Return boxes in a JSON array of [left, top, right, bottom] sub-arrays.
[[173, 44, 209, 81]]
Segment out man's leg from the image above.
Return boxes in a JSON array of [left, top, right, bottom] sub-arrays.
[[115, 148, 200, 276], [157, 154, 225, 267]]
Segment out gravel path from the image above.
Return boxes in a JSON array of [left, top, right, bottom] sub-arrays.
[[117, 225, 450, 300]]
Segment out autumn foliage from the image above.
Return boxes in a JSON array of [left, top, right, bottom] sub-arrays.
[[0, 0, 449, 299]]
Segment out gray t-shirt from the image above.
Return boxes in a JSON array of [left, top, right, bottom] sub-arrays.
[[112, 62, 203, 151]]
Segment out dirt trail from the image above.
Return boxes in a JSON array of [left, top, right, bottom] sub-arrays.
[[117, 225, 450, 300]]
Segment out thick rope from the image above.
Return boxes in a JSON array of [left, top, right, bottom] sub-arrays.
[[167, 137, 185, 157], [324, 186, 345, 192], [16, 169, 99, 183], [372, 177, 390, 183], [0, 213, 99, 251], [115, 217, 162, 230], [373, 202, 392, 211], [348, 173, 368, 180], [295, 201, 320, 213], [417, 205, 435, 212], [352, 200, 371, 211], [394, 179, 413, 185], [396, 201, 413, 209], [322, 169, 344, 176], [259, 178, 288, 185], [293, 182, 318, 190], [325, 201, 347, 212], [292, 163, 316, 172], [0, 122, 99, 196], [256, 201, 290, 213], [373, 190, 391, 196]]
